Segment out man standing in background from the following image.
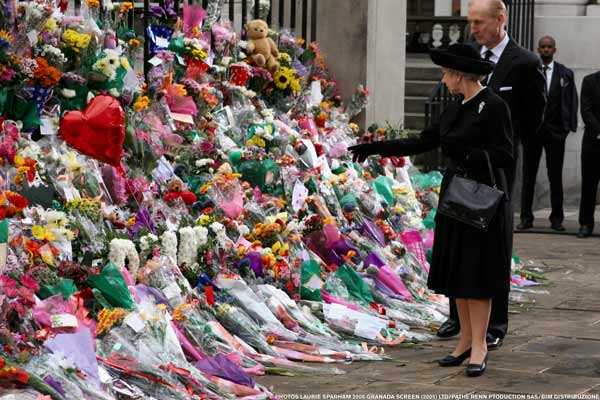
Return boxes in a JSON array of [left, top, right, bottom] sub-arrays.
[[577, 70, 600, 238], [436, 0, 547, 350], [519, 36, 578, 232]]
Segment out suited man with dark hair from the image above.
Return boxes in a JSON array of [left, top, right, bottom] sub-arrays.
[[519, 36, 578, 232], [577, 71, 600, 238], [436, 0, 546, 350]]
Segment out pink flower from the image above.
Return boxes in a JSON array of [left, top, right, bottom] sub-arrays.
[[200, 141, 214, 154], [19, 286, 35, 303], [20, 274, 40, 292]]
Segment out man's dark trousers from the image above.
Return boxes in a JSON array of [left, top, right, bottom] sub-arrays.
[[520, 129, 566, 225]]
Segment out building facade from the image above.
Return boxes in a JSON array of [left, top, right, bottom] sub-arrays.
[[318, 0, 600, 207]]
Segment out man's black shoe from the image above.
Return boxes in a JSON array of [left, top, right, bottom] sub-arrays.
[[517, 221, 533, 230], [550, 222, 565, 232], [486, 333, 503, 350], [437, 319, 460, 338], [577, 225, 592, 238]]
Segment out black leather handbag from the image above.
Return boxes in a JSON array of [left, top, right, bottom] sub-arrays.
[[437, 151, 504, 230]]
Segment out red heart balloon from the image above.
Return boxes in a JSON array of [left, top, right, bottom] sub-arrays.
[[60, 95, 125, 169]]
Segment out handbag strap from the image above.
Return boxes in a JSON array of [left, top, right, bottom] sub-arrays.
[[483, 150, 497, 188]]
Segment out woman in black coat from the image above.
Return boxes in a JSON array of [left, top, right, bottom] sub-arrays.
[[349, 44, 513, 377]]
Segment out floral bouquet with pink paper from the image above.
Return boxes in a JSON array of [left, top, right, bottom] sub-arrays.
[[207, 163, 244, 220]]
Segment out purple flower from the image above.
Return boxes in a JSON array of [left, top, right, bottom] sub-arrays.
[[292, 59, 308, 78], [44, 375, 66, 398], [127, 207, 156, 238]]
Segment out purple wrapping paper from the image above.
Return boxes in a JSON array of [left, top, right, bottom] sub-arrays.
[[44, 375, 66, 397], [195, 353, 256, 388], [244, 251, 263, 277], [364, 252, 386, 268], [330, 237, 360, 260], [361, 220, 386, 247], [45, 327, 100, 388], [303, 230, 343, 266], [135, 284, 169, 305]]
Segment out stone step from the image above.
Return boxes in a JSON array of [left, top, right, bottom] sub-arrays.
[[405, 80, 438, 97], [405, 66, 442, 81], [405, 95, 428, 114], [404, 112, 425, 130]]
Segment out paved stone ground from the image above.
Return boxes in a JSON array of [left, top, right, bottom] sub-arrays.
[[257, 210, 600, 397]]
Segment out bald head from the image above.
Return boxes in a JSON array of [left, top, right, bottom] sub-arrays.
[[469, 0, 506, 17], [468, 0, 507, 49]]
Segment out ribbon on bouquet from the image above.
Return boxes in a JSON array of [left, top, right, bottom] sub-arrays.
[[96, 356, 207, 399]]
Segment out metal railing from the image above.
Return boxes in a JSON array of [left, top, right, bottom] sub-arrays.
[[419, 0, 535, 170]]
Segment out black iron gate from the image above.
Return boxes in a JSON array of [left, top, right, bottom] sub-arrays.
[[505, 0, 535, 51]]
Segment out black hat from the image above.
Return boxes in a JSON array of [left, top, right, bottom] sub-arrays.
[[430, 44, 494, 75]]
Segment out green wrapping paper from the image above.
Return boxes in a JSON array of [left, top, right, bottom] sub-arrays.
[[38, 279, 78, 300], [0, 219, 7, 243], [371, 175, 394, 206], [85, 263, 135, 309], [236, 159, 280, 193], [0, 87, 41, 130], [423, 208, 437, 229], [335, 264, 374, 304], [300, 259, 323, 301]]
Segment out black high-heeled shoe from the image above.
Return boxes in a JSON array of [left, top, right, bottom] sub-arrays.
[[438, 348, 471, 367], [465, 352, 488, 377]]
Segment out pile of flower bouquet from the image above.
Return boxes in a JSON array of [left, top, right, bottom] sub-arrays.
[[0, 1, 543, 398]]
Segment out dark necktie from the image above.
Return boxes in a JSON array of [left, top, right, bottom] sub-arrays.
[[543, 65, 549, 92], [482, 50, 494, 86]]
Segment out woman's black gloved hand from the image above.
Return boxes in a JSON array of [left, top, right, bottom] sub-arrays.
[[348, 142, 379, 163]]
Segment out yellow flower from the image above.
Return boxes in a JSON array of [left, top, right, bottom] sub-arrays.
[[278, 52, 292, 65], [64, 152, 83, 173], [86, 0, 100, 8], [44, 19, 57, 32], [172, 303, 188, 321], [128, 38, 140, 48], [63, 30, 90, 51], [32, 225, 56, 242], [133, 95, 149, 112], [289, 78, 301, 93], [192, 27, 200, 37], [0, 30, 13, 43], [120, 57, 132, 70], [191, 49, 207, 60], [198, 215, 211, 226], [273, 69, 290, 90], [246, 135, 266, 148]]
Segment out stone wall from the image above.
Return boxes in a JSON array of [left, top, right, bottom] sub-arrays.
[[531, 1, 600, 209], [316, 0, 406, 128]]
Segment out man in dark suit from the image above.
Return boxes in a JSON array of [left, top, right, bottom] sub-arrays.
[[436, 0, 547, 349], [577, 72, 600, 238], [519, 36, 578, 232]]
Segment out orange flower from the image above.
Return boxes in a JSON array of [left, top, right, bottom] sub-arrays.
[[119, 1, 133, 14], [33, 57, 61, 86], [5, 191, 28, 210]]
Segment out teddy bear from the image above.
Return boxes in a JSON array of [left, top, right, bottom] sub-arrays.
[[245, 19, 280, 73], [163, 177, 197, 206]]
